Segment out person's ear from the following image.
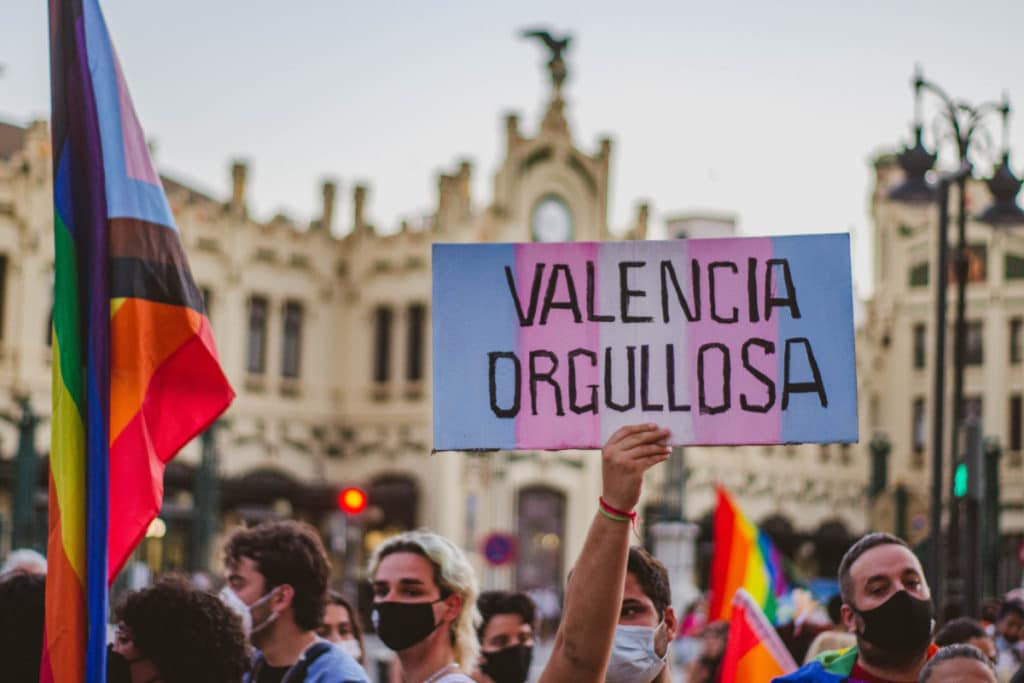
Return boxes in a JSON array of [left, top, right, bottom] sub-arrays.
[[272, 584, 295, 613], [840, 603, 859, 634], [663, 606, 678, 640], [440, 593, 463, 624]]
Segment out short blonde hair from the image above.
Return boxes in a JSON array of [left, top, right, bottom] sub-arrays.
[[368, 529, 481, 670]]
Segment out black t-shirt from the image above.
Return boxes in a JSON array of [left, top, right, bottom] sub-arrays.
[[254, 663, 290, 683]]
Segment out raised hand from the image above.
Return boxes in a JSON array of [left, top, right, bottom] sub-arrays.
[[601, 423, 671, 512]]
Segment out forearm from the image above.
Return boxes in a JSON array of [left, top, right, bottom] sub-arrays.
[[539, 511, 630, 683]]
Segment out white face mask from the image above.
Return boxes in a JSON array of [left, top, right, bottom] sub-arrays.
[[219, 586, 279, 638], [605, 622, 667, 683], [338, 638, 362, 661]]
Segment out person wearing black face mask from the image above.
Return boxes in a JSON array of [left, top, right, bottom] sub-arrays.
[[472, 591, 536, 683], [368, 530, 480, 683], [774, 532, 938, 683]]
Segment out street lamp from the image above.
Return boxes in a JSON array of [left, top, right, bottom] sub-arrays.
[[889, 68, 1024, 616]]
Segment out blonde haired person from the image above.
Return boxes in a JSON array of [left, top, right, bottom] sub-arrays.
[[369, 530, 480, 683]]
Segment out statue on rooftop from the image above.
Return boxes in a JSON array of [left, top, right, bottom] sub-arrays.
[[520, 28, 572, 94]]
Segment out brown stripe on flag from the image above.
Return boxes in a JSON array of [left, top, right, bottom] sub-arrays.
[[109, 217, 189, 268]]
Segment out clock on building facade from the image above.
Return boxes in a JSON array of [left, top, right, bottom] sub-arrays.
[[531, 194, 574, 242]]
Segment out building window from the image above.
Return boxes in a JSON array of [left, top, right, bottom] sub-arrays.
[[200, 286, 213, 316], [0, 254, 7, 341], [962, 396, 983, 424], [516, 486, 566, 592], [965, 321, 984, 365], [281, 300, 303, 379], [912, 397, 926, 454], [1009, 395, 1022, 453], [247, 296, 268, 374], [406, 303, 426, 382], [1012, 319, 1023, 365], [949, 244, 987, 284], [913, 323, 926, 369], [1006, 253, 1024, 280], [908, 262, 929, 288], [373, 306, 393, 383]]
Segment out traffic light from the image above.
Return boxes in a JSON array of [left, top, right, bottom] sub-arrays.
[[338, 487, 367, 515], [953, 460, 968, 498]]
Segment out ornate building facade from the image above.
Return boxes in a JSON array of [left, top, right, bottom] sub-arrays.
[[0, 50, 880, 604]]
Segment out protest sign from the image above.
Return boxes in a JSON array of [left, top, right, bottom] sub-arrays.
[[432, 234, 857, 451]]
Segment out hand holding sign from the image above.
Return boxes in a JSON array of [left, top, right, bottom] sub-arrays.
[[601, 424, 671, 512]]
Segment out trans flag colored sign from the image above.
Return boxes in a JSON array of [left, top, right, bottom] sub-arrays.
[[432, 234, 858, 451]]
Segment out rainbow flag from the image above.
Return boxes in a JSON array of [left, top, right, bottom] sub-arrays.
[[46, 1, 235, 681], [718, 588, 798, 682], [709, 486, 788, 624]]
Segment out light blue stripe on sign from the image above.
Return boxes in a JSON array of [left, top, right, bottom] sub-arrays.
[[774, 233, 858, 443], [433, 243, 518, 450]]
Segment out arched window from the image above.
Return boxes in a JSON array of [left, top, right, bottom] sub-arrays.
[[515, 486, 566, 591]]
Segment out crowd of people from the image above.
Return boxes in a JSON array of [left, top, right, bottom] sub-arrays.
[[0, 422, 1023, 682]]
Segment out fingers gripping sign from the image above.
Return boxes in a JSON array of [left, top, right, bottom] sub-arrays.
[[601, 423, 671, 513]]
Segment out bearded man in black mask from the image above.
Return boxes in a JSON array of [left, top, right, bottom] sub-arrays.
[[775, 532, 937, 683]]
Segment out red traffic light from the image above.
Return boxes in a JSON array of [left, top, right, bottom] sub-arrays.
[[338, 487, 367, 514]]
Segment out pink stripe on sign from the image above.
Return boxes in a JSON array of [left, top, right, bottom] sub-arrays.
[[687, 238, 780, 444], [113, 51, 161, 186], [515, 242, 601, 449]]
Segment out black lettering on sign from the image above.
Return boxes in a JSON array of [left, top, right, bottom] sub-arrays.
[[540, 263, 583, 325], [604, 345, 637, 411], [697, 342, 730, 415], [586, 261, 615, 322], [640, 345, 664, 411], [529, 350, 564, 416], [505, 263, 545, 327], [660, 260, 700, 322], [782, 337, 827, 409], [740, 338, 775, 413], [665, 343, 691, 412], [765, 258, 801, 321], [488, 351, 521, 418], [568, 348, 599, 414], [747, 257, 759, 323], [619, 262, 653, 323], [708, 261, 739, 324]]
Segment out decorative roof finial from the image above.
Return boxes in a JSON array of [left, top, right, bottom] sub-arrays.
[[520, 28, 572, 95]]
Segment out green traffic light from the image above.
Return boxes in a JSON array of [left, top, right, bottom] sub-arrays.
[[954, 462, 968, 498]]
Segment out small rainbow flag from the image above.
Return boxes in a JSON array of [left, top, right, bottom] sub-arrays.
[[708, 485, 788, 624], [718, 588, 798, 682], [46, 1, 235, 681]]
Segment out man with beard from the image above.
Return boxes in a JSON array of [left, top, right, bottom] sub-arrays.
[[223, 520, 368, 683], [774, 533, 937, 682]]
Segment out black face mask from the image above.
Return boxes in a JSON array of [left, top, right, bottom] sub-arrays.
[[106, 646, 133, 683], [481, 644, 533, 683], [372, 600, 444, 652], [853, 590, 934, 655]]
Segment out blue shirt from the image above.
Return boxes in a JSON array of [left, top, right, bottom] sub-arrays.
[[247, 638, 369, 683]]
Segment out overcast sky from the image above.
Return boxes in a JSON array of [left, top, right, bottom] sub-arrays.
[[3, 1, 1024, 297]]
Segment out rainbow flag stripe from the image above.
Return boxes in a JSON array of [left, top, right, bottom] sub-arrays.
[[46, 1, 234, 681], [709, 486, 788, 624], [719, 588, 798, 681]]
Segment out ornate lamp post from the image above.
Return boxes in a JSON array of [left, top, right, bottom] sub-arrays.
[[889, 68, 1024, 614]]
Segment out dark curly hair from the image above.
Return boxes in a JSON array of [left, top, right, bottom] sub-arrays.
[[0, 572, 45, 682], [115, 575, 249, 683], [476, 590, 536, 640], [627, 546, 671, 618], [224, 520, 331, 630]]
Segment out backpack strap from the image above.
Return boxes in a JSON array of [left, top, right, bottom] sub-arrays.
[[281, 641, 333, 683]]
